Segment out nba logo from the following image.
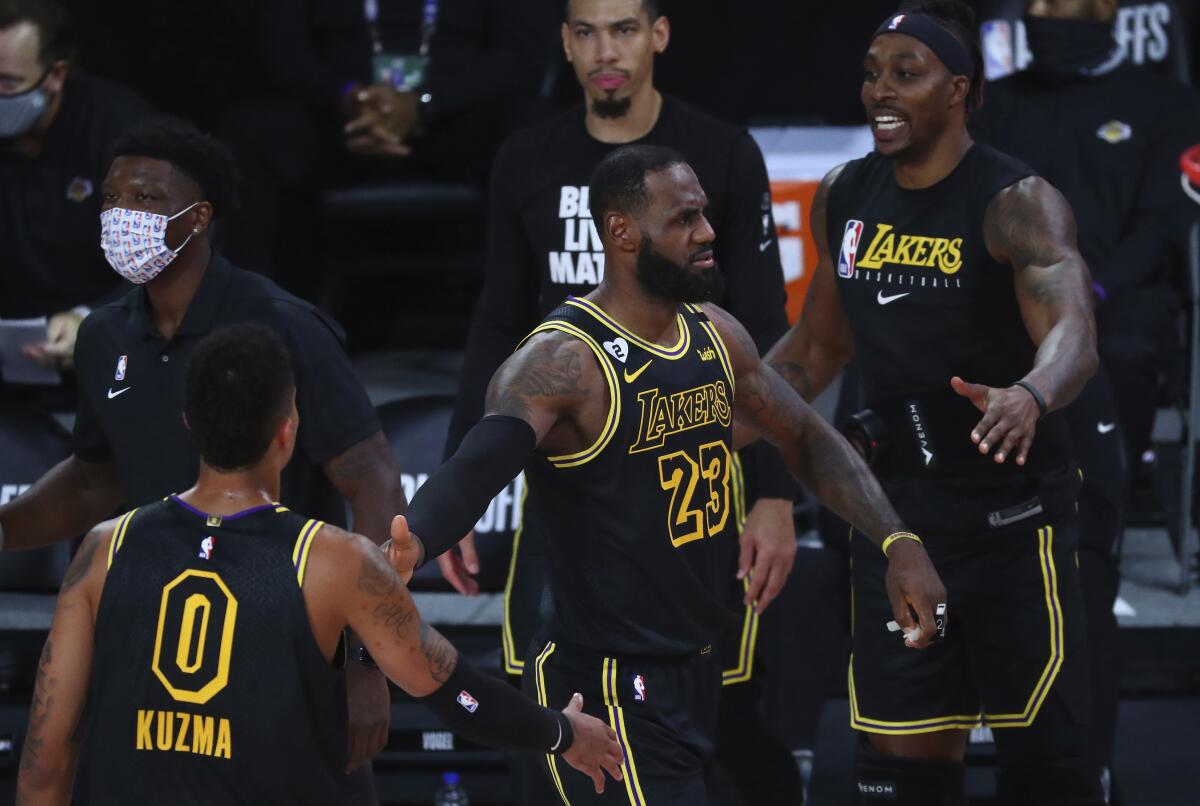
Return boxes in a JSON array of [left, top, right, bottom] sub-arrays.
[[456, 690, 480, 713], [632, 674, 646, 702], [838, 220, 864, 277], [198, 536, 215, 560], [888, 14, 905, 30], [114, 355, 127, 381]]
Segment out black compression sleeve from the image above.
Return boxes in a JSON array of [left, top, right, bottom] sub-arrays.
[[408, 415, 537, 565], [417, 657, 574, 754]]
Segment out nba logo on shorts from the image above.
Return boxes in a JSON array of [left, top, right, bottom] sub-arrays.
[[456, 690, 480, 713], [114, 355, 128, 381], [838, 220, 864, 277], [632, 674, 646, 702], [198, 536, 215, 560]]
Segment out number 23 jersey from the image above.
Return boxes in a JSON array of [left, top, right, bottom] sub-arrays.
[[523, 297, 741, 657]]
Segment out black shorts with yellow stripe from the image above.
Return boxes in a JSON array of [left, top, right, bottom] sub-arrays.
[[501, 456, 760, 687], [849, 514, 1092, 735], [523, 631, 722, 806]]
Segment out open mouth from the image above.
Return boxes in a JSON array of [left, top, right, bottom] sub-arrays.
[[691, 251, 715, 268]]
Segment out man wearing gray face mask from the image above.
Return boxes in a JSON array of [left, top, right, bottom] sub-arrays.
[[0, 0, 150, 373]]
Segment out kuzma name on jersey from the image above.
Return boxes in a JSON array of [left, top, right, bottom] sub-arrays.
[[136, 709, 233, 760], [629, 380, 732, 455]]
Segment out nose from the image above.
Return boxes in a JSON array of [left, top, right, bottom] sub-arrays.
[[868, 73, 896, 104], [695, 214, 716, 244], [596, 31, 619, 64]]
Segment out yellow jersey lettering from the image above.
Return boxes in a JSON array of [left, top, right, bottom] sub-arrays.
[[137, 709, 154, 750], [174, 712, 191, 752], [629, 381, 732, 454], [192, 714, 215, 756], [155, 710, 174, 751], [855, 223, 964, 275], [133, 709, 229, 759], [215, 718, 232, 760]]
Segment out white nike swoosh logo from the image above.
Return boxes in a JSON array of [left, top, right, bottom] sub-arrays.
[[759, 239, 772, 252], [877, 291, 910, 305], [1097, 422, 1116, 434], [107, 387, 131, 399]]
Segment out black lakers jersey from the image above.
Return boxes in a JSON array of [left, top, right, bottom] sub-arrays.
[[827, 144, 1075, 537], [522, 297, 742, 657], [83, 497, 347, 805]]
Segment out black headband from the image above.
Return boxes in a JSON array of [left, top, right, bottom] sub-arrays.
[[872, 12, 976, 80]]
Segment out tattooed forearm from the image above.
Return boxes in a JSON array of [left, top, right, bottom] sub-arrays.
[[418, 622, 458, 684], [357, 549, 398, 599], [60, 533, 99, 593], [358, 548, 420, 641], [20, 638, 54, 782]]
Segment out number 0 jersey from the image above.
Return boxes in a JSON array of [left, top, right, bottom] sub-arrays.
[[523, 297, 741, 657], [83, 496, 348, 805]]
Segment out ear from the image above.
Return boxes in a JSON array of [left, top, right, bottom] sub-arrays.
[[192, 202, 214, 235], [948, 74, 969, 110], [561, 21, 573, 63], [43, 59, 68, 94], [605, 211, 639, 254], [652, 15, 670, 54], [276, 412, 297, 449]]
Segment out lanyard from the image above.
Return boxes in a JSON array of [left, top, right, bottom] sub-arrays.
[[363, 0, 439, 57]]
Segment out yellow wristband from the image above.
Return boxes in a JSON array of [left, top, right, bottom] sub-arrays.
[[881, 531, 922, 556]]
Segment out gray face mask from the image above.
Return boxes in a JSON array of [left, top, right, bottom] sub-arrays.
[[0, 80, 49, 138]]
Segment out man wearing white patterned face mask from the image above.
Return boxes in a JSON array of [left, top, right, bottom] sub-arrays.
[[0, 115, 409, 801], [0, 0, 151, 371]]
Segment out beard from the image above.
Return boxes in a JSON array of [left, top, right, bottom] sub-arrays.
[[634, 238, 724, 303], [591, 95, 632, 119]]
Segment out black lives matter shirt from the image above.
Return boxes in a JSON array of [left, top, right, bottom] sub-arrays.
[[446, 95, 789, 456], [524, 298, 740, 656], [85, 498, 347, 805], [827, 144, 1074, 539], [0, 74, 151, 318], [72, 253, 380, 525]]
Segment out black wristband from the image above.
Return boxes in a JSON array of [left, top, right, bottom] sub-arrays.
[[416, 657, 570, 755], [1014, 380, 1048, 419]]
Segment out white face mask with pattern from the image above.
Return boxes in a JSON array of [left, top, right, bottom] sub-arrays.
[[99, 202, 200, 284]]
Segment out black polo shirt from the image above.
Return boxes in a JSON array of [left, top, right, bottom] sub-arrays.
[[0, 74, 151, 318], [71, 252, 381, 526]]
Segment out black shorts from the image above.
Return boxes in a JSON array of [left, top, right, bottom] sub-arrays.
[[849, 515, 1091, 735], [503, 457, 760, 686], [523, 632, 722, 805]]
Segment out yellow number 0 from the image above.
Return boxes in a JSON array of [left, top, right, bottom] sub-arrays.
[[658, 440, 731, 547]]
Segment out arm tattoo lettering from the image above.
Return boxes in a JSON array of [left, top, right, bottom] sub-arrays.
[[356, 549, 398, 599], [418, 622, 458, 684]]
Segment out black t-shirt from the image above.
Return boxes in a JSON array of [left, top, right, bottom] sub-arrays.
[[72, 252, 381, 525], [85, 498, 347, 804], [826, 145, 1075, 539], [970, 63, 1200, 299], [525, 299, 739, 656], [447, 94, 789, 455], [0, 74, 151, 319]]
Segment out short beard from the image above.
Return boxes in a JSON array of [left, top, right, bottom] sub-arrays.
[[634, 238, 724, 303], [592, 95, 632, 119]]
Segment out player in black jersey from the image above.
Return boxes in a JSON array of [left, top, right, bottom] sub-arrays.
[[15, 325, 622, 805], [389, 144, 947, 804], [766, 3, 1104, 804]]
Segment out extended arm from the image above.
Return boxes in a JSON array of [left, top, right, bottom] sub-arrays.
[[324, 432, 407, 546], [17, 524, 112, 805], [403, 332, 601, 569], [764, 164, 856, 403], [954, 177, 1099, 465], [706, 304, 946, 646], [0, 457, 121, 552]]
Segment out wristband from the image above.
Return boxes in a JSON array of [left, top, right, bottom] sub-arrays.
[[1014, 380, 1048, 419], [881, 531, 922, 556]]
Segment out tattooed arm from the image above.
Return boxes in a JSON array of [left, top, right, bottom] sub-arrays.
[[397, 330, 604, 578], [951, 178, 1099, 465], [705, 305, 947, 646], [764, 164, 856, 403], [324, 432, 406, 547], [17, 522, 114, 805]]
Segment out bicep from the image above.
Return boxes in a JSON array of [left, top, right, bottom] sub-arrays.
[[482, 334, 600, 444]]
